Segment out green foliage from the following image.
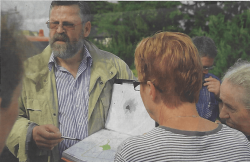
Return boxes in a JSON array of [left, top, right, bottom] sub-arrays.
[[88, 1, 250, 77], [89, 1, 183, 67], [192, 10, 250, 78]]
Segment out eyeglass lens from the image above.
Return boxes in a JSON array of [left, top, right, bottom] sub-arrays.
[[133, 81, 140, 91], [47, 21, 76, 30], [203, 66, 214, 70]]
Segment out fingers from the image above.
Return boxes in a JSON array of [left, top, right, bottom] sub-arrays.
[[205, 83, 219, 91], [44, 125, 61, 139], [36, 125, 61, 139], [203, 77, 221, 97], [33, 124, 63, 150], [203, 78, 220, 87], [204, 77, 219, 84], [34, 138, 60, 150]]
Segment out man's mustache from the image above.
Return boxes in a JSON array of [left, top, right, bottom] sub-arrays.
[[51, 33, 70, 44]]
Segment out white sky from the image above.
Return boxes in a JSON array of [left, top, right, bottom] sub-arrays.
[[1, 0, 119, 37], [2, 1, 51, 36]]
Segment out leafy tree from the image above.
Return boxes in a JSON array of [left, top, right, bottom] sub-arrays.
[[89, 1, 183, 67], [192, 6, 250, 78], [88, 1, 250, 78]]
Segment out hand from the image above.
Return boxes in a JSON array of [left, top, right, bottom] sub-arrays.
[[32, 124, 63, 150], [203, 76, 221, 98], [215, 119, 221, 124]]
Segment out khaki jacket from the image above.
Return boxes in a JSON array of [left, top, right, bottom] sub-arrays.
[[6, 40, 135, 162]]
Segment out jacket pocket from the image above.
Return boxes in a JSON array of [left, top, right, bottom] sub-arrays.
[[26, 99, 42, 123]]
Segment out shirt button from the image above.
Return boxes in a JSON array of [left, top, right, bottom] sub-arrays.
[[78, 122, 82, 126], [76, 105, 79, 108], [53, 113, 56, 116]]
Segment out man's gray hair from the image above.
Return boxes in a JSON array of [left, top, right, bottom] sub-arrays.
[[49, 1, 92, 24], [222, 59, 250, 109], [192, 36, 217, 58]]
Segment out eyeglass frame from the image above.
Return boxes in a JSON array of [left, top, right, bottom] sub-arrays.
[[133, 80, 163, 93], [46, 20, 84, 30], [203, 65, 215, 71]]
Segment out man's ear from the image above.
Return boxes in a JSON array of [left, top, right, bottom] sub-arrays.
[[83, 21, 91, 38], [147, 81, 156, 102]]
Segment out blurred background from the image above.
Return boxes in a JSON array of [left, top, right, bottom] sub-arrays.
[[2, 1, 250, 78]]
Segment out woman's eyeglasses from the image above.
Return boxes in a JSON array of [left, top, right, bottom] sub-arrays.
[[133, 81, 163, 93]]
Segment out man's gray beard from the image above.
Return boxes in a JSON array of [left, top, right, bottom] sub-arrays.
[[50, 39, 84, 59]]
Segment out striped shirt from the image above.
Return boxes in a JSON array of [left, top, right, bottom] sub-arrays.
[[196, 73, 221, 122], [115, 124, 250, 162], [48, 44, 92, 157]]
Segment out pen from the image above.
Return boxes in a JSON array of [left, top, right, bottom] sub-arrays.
[[61, 136, 81, 141]]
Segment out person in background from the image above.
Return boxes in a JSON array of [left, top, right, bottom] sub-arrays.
[[6, 1, 135, 162], [219, 59, 250, 141], [114, 32, 250, 161], [192, 36, 221, 122], [0, 13, 24, 154]]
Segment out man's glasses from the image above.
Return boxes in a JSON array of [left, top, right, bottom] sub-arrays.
[[133, 80, 163, 93], [46, 21, 83, 30], [203, 65, 215, 71]]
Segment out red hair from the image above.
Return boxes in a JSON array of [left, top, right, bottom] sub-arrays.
[[135, 32, 202, 107]]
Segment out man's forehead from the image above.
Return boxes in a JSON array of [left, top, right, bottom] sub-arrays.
[[200, 56, 214, 66], [50, 5, 81, 19], [221, 81, 245, 107]]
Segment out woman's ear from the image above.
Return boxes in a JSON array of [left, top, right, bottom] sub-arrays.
[[83, 21, 91, 38], [147, 81, 156, 102]]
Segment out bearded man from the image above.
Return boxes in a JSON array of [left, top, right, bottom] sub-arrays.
[[6, 1, 135, 162]]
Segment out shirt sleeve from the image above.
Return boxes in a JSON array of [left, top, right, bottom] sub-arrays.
[[25, 122, 38, 161]]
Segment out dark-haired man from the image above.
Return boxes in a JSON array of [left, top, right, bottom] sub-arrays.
[[192, 36, 221, 122], [6, 1, 135, 162]]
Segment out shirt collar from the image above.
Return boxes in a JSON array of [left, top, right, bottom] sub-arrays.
[[48, 43, 92, 71]]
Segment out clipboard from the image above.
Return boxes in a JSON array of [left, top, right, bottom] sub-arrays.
[[105, 79, 155, 136]]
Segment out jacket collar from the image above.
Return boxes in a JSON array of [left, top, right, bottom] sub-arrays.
[[24, 40, 117, 89]]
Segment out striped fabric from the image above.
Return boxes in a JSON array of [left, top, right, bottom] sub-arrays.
[[48, 44, 92, 157], [196, 73, 220, 122], [115, 124, 250, 162]]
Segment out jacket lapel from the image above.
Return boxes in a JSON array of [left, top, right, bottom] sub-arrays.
[[84, 40, 117, 121]]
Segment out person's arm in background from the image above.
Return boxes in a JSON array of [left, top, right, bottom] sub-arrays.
[[204, 76, 222, 123], [204, 76, 221, 98]]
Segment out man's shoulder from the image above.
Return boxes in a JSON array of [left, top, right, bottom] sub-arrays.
[[24, 45, 51, 72]]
